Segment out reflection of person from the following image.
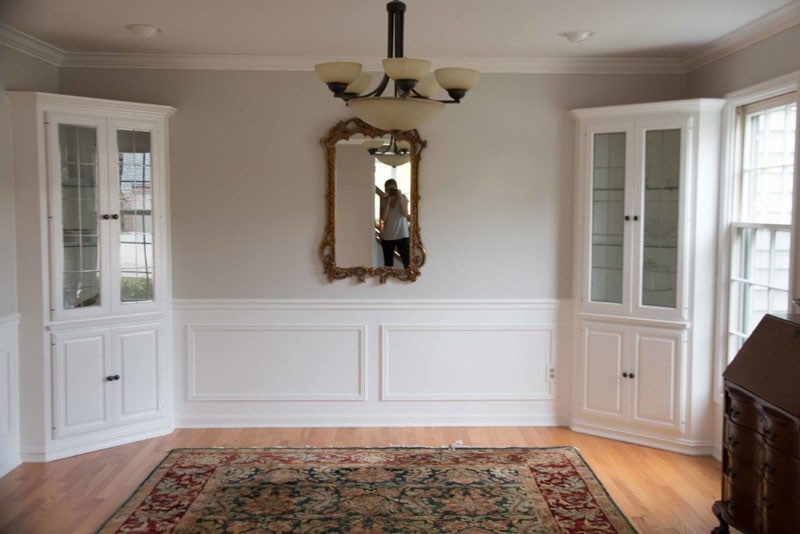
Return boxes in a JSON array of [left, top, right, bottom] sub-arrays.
[[379, 178, 410, 268]]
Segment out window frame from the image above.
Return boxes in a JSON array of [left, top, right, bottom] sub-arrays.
[[714, 71, 800, 401]]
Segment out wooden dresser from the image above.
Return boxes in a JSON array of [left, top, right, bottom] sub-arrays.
[[713, 314, 800, 533]]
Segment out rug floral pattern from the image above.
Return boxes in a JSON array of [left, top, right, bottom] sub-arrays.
[[98, 447, 636, 533]]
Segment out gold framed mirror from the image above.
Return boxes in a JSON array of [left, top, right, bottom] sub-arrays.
[[320, 118, 426, 283]]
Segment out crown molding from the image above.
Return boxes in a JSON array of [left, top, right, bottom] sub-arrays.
[[2, 4, 799, 76], [681, 2, 800, 72], [0, 23, 64, 66], [57, 52, 685, 74]]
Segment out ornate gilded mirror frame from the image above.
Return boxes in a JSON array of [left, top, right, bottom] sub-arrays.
[[320, 118, 426, 283]]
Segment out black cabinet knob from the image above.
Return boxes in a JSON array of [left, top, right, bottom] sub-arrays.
[[629, 372, 635, 379], [633, 215, 639, 221], [111, 214, 119, 220], [624, 215, 631, 221], [105, 374, 121, 381], [622, 372, 629, 378], [102, 214, 111, 220]]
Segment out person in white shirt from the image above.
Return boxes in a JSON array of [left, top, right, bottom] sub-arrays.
[[378, 178, 410, 268]]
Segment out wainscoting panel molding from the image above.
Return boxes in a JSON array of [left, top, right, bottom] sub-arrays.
[[188, 324, 366, 401], [173, 299, 571, 428], [0, 314, 20, 478], [381, 325, 555, 401]]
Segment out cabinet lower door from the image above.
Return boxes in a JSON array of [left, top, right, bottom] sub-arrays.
[[629, 328, 683, 433], [113, 324, 162, 424], [578, 323, 626, 421], [52, 329, 112, 438]]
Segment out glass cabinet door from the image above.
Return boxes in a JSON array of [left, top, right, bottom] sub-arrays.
[[116, 128, 155, 304], [590, 132, 626, 304], [641, 129, 681, 309], [58, 124, 102, 311]]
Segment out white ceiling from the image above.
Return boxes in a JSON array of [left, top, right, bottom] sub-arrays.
[[1, 0, 798, 71]]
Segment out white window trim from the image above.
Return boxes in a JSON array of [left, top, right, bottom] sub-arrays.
[[714, 71, 800, 401]]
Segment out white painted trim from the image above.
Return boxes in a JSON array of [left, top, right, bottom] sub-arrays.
[[0, 316, 20, 477], [173, 298, 566, 311], [571, 98, 725, 120], [177, 413, 566, 429], [0, 23, 64, 66], [20, 421, 173, 462], [713, 73, 800, 400], [380, 324, 556, 401], [3, 5, 798, 75], [681, 3, 800, 72], [186, 324, 367, 401], [577, 312, 689, 330], [569, 420, 712, 456], [0, 314, 21, 329], [56, 52, 686, 74]]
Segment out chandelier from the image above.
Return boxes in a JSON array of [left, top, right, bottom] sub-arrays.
[[363, 135, 411, 167], [315, 0, 480, 132]]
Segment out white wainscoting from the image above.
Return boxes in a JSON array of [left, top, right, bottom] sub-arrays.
[[0, 314, 20, 478], [174, 299, 571, 428]]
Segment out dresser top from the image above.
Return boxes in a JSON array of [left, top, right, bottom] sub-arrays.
[[724, 314, 800, 417]]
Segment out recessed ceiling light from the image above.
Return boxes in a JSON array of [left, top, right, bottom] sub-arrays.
[[559, 29, 595, 43], [126, 24, 160, 39]]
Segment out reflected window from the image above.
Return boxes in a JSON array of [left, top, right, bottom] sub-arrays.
[[117, 129, 155, 303]]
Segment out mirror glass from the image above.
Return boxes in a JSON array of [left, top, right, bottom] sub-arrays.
[[321, 119, 426, 283]]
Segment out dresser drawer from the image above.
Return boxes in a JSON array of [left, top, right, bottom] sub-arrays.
[[761, 405, 800, 458], [727, 386, 762, 432], [762, 482, 800, 533], [725, 418, 763, 462], [762, 442, 800, 494], [725, 454, 761, 529]]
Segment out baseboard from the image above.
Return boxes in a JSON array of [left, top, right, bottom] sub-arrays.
[[0, 457, 20, 479], [177, 413, 568, 428], [20, 421, 174, 462], [569, 420, 713, 456], [0, 314, 20, 478]]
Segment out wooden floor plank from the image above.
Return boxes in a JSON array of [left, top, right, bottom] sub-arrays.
[[0, 427, 722, 533]]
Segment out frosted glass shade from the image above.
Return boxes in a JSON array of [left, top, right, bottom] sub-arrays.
[[395, 140, 411, 152], [376, 154, 410, 167], [413, 78, 438, 98], [348, 97, 444, 131], [382, 58, 430, 81], [434, 67, 480, 90], [314, 62, 362, 84], [346, 74, 372, 95]]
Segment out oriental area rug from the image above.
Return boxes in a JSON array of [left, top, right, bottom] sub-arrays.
[[98, 447, 637, 533]]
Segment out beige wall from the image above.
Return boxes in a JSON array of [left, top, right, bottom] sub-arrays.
[[0, 46, 59, 317], [59, 68, 685, 299], [687, 25, 800, 97]]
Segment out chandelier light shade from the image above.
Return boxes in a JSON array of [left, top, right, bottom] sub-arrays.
[[348, 97, 444, 132], [315, 0, 479, 132], [363, 136, 411, 167]]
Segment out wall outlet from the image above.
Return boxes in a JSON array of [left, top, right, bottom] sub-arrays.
[[546, 364, 556, 383]]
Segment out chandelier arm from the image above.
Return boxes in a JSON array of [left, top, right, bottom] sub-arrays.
[[344, 74, 391, 100]]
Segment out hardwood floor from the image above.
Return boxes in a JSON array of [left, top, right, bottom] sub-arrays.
[[0, 427, 722, 533]]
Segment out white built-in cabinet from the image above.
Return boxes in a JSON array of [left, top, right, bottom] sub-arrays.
[[9, 92, 175, 461], [570, 99, 724, 454]]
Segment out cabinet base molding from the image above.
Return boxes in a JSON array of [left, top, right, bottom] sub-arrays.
[[0, 458, 21, 479], [569, 420, 712, 456], [21, 421, 173, 463]]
